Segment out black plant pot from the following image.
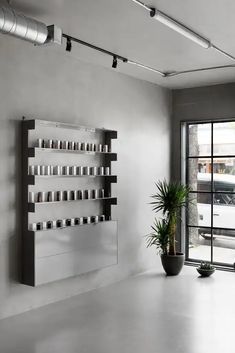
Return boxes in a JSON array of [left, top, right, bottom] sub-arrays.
[[161, 253, 185, 276]]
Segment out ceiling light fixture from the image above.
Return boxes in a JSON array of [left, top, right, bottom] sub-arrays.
[[2, 1, 232, 80], [62, 33, 165, 77], [112, 56, 118, 68], [132, 0, 210, 49], [149, 8, 211, 49], [131, 0, 235, 61]]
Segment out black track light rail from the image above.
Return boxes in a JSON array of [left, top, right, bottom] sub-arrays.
[[63, 33, 128, 63], [62, 32, 235, 79]]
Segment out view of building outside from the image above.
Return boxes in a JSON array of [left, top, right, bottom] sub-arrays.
[[186, 121, 235, 266]]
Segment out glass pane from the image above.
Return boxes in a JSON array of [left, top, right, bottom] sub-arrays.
[[213, 158, 235, 192], [187, 192, 211, 227], [213, 228, 235, 266], [188, 158, 211, 191], [188, 123, 211, 157], [188, 227, 211, 262], [213, 195, 235, 229], [213, 122, 235, 156]]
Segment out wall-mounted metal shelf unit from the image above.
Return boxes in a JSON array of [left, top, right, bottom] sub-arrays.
[[22, 118, 118, 286]]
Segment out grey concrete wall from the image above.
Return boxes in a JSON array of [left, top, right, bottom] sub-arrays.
[[172, 83, 235, 250], [0, 35, 171, 319]]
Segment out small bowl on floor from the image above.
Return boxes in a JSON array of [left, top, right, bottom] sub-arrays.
[[197, 268, 215, 277]]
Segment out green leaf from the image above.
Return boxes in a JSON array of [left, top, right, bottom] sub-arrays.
[[149, 180, 191, 255], [145, 218, 170, 255]]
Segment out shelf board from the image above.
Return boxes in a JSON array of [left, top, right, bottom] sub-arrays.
[[27, 175, 117, 185], [28, 147, 117, 160], [25, 119, 117, 135], [28, 220, 116, 233], [28, 197, 117, 212]]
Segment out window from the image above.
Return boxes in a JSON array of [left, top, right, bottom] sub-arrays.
[[184, 121, 235, 268]]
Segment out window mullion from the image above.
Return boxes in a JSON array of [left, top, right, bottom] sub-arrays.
[[211, 123, 214, 263]]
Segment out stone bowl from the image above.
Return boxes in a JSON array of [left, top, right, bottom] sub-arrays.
[[197, 267, 215, 277]]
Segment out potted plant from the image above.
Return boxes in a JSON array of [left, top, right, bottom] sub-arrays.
[[146, 180, 190, 276], [146, 218, 170, 255], [197, 262, 215, 277]]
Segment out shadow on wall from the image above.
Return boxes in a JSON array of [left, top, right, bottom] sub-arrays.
[[7, 119, 23, 285]]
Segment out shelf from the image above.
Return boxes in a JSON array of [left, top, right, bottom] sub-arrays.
[[28, 220, 116, 233], [25, 119, 117, 135], [28, 197, 117, 212], [22, 119, 118, 286], [28, 147, 117, 160], [27, 175, 117, 185]]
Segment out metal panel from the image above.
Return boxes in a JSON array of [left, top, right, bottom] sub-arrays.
[[35, 221, 117, 285]]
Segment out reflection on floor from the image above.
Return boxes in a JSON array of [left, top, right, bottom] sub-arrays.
[[0, 266, 235, 353]]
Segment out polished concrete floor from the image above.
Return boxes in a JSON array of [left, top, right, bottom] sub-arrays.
[[0, 266, 235, 353]]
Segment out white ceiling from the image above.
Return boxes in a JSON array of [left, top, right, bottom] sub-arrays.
[[2, 0, 235, 89]]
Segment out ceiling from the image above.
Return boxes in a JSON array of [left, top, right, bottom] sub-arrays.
[[2, 0, 235, 89]]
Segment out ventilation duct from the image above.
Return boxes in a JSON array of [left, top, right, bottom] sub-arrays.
[[0, 6, 48, 45]]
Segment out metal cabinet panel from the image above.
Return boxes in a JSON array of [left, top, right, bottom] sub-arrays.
[[35, 221, 117, 285], [35, 221, 117, 258]]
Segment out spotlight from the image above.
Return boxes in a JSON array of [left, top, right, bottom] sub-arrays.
[[112, 56, 117, 68], [66, 37, 72, 52]]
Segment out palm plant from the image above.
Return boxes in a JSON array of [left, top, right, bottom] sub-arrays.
[[146, 218, 169, 255], [150, 180, 190, 255]]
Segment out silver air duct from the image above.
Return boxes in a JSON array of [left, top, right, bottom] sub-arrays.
[[0, 6, 48, 45]]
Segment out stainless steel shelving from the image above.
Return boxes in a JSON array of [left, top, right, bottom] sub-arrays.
[[22, 118, 118, 286]]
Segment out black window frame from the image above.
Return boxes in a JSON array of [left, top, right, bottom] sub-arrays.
[[182, 119, 235, 269]]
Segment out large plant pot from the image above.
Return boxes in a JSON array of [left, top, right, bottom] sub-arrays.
[[161, 253, 185, 276]]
